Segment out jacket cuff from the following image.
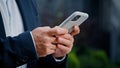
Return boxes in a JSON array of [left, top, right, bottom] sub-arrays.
[[12, 31, 38, 66]]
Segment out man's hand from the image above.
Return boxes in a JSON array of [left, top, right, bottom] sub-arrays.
[[53, 26, 80, 58], [32, 26, 68, 57]]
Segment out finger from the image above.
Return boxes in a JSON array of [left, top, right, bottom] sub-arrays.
[[70, 26, 80, 36], [48, 26, 68, 36], [42, 36, 56, 43], [48, 35, 58, 44], [57, 44, 70, 54], [57, 37, 73, 48], [46, 36, 58, 45], [58, 34, 74, 41], [47, 49, 56, 55], [47, 43, 57, 50]]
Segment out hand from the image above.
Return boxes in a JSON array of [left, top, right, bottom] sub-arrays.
[[53, 26, 80, 58], [32, 26, 68, 57]]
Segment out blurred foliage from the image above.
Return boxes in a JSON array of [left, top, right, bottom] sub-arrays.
[[68, 50, 81, 68], [68, 46, 120, 68]]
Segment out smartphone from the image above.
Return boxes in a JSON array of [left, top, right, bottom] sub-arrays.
[[59, 11, 89, 33]]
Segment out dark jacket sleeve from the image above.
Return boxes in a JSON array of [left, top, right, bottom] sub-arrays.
[[37, 55, 68, 68], [0, 31, 38, 68], [27, 55, 67, 68]]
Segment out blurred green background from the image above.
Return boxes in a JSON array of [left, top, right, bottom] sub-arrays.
[[68, 46, 120, 68], [35, 0, 120, 68]]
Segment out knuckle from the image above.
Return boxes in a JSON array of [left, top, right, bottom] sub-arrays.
[[71, 36, 74, 42], [69, 34, 74, 41], [43, 36, 50, 42], [54, 26, 59, 28], [54, 29, 59, 34], [54, 26, 61, 33], [72, 38, 74, 43], [44, 36, 48, 41], [45, 26, 51, 29], [44, 43, 49, 47], [67, 34, 72, 38]]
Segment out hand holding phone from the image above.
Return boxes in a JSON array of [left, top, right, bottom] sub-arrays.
[[59, 11, 89, 33]]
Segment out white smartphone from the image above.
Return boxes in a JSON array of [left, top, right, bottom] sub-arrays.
[[59, 11, 89, 33]]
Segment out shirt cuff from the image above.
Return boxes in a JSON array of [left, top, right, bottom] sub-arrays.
[[53, 55, 66, 62], [30, 31, 38, 57]]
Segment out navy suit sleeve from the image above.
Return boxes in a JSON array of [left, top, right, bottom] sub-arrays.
[[37, 55, 67, 68], [27, 55, 67, 68], [0, 31, 38, 68]]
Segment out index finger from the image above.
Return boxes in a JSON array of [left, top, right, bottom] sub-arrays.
[[48, 26, 68, 36]]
